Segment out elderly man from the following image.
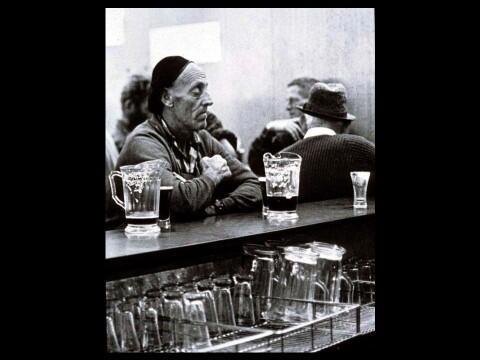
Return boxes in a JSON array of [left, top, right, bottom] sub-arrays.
[[116, 56, 261, 219], [248, 77, 319, 176], [281, 82, 375, 202]]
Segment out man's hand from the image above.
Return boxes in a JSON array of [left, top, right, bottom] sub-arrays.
[[204, 204, 217, 216], [200, 155, 232, 186], [265, 118, 305, 141]]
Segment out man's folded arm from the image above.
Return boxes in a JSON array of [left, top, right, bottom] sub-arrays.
[[205, 133, 262, 212], [117, 135, 217, 217]]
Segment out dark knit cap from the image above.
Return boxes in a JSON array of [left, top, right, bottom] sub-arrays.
[[148, 56, 192, 114]]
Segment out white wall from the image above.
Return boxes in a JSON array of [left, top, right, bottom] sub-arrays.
[[106, 8, 375, 152]]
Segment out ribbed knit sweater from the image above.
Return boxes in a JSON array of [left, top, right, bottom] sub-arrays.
[[281, 134, 375, 202]]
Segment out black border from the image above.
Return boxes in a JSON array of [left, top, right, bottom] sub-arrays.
[[15, 4, 438, 356]]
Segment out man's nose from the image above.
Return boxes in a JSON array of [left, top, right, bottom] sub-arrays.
[[202, 92, 213, 107]]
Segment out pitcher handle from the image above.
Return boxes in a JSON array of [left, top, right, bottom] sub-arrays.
[[243, 244, 257, 257], [315, 280, 329, 301], [340, 273, 354, 303], [109, 171, 125, 210]]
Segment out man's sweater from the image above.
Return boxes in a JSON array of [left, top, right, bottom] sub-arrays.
[[116, 117, 262, 220], [281, 134, 375, 202]]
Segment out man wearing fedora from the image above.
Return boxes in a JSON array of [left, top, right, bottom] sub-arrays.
[[116, 56, 261, 220], [281, 82, 375, 202], [248, 77, 319, 176]]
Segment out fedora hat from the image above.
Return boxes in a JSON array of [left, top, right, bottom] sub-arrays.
[[298, 82, 356, 121]]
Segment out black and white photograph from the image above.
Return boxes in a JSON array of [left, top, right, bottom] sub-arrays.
[[105, 7, 375, 353]]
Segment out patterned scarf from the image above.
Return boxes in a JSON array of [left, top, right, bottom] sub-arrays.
[[155, 116, 202, 175]]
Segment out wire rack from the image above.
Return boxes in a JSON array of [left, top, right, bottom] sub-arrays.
[[203, 280, 375, 353], [111, 281, 375, 353], [207, 300, 372, 352], [154, 320, 274, 353]]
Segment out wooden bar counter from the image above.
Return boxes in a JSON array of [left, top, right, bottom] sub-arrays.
[[106, 197, 375, 280]]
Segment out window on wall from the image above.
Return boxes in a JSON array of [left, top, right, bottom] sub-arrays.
[[149, 21, 222, 67], [106, 8, 125, 47]]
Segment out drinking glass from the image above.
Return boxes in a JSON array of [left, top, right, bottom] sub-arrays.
[[162, 290, 185, 349], [350, 171, 370, 209], [182, 293, 212, 351], [144, 288, 164, 345], [195, 279, 219, 324], [342, 263, 361, 303], [107, 315, 121, 352], [142, 307, 162, 352], [109, 161, 162, 234], [357, 259, 375, 303], [106, 283, 123, 342], [119, 305, 141, 352], [263, 152, 302, 220], [343, 263, 359, 281], [212, 276, 236, 326], [159, 185, 173, 230], [359, 263, 372, 281], [232, 274, 255, 326], [343, 259, 375, 304], [123, 295, 146, 347]]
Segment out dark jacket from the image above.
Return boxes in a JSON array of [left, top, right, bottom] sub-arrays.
[[281, 134, 375, 202], [115, 116, 262, 220], [248, 116, 308, 176], [205, 111, 238, 150]]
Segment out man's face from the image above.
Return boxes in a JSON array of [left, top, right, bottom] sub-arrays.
[[130, 98, 150, 126], [286, 85, 308, 118], [168, 63, 213, 133]]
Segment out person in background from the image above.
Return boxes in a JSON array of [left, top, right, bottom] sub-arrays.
[[105, 131, 121, 229], [248, 77, 319, 176], [205, 111, 245, 161], [112, 74, 151, 152], [281, 82, 375, 202], [116, 56, 261, 220]]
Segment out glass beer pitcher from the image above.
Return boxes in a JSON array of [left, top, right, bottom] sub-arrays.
[[267, 246, 319, 323], [308, 242, 353, 307], [244, 244, 280, 321], [263, 152, 302, 220], [109, 161, 163, 235]]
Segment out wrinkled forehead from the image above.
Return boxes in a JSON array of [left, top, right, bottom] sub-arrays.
[[172, 63, 208, 89]]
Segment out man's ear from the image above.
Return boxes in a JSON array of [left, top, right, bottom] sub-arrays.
[[161, 90, 174, 108]]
